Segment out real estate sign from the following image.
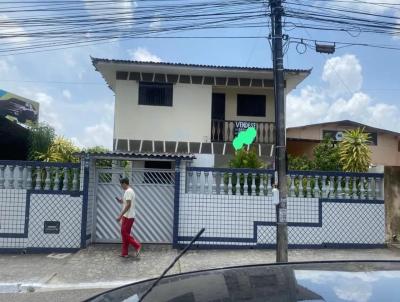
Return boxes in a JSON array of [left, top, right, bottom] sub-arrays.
[[0, 89, 39, 126], [233, 121, 257, 137]]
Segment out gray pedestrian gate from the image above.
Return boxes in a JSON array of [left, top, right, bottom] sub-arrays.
[[93, 167, 175, 243]]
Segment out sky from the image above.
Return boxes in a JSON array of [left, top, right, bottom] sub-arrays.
[[0, 0, 399, 149]]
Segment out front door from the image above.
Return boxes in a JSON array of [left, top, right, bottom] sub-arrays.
[[212, 93, 225, 120], [211, 93, 226, 142]]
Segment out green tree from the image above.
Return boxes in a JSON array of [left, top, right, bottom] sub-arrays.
[[288, 154, 315, 171], [47, 136, 80, 163], [313, 137, 342, 171], [28, 123, 55, 161], [339, 128, 371, 172]]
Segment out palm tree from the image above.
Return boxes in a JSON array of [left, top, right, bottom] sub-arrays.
[[339, 128, 372, 172]]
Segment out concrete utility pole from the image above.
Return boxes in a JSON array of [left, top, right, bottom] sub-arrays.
[[269, 0, 288, 263]]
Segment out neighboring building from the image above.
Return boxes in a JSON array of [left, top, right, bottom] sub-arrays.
[[0, 116, 30, 160], [0, 89, 39, 160], [92, 58, 310, 167], [287, 120, 400, 167], [0, 89, 39, 126]]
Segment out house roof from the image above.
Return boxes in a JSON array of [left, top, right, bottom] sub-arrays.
[[288, 120, 400, 137], [92, 57, 311, 74], [77, 151, 195, 160], [91, 57, 311, 92]]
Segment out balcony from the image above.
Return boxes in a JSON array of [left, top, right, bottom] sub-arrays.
[[211, 119, 275, 144]]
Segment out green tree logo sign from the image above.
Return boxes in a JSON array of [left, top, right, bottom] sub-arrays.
[[233, 127, 257, 150]]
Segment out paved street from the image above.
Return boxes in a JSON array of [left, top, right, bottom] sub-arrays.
[[1, 244, 400, 301]]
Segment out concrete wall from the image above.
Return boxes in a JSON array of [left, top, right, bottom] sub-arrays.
[[213, 87, 275, 123], [287, 125, 400, 166], [114, 80, 212, 142], [0, 190, 83, 251], [385, 166, 400, 242], [178, 193, 385, 247], [114, 81, 280, 143]]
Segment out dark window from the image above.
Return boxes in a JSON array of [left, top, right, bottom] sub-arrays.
[[237, 94, 266, 117], [144, 161, 173, 184], [398, 141, 400, 152], [139, 82, 173, 106]]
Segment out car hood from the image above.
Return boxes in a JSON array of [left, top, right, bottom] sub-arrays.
[[86, 261, 400, 302]]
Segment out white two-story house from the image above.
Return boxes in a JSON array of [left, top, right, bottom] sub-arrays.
[[92, 58, 310, 167]]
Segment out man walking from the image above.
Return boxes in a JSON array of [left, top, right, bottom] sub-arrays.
[[116, 177, 142, 258]]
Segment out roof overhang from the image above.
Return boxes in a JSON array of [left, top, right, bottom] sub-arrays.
[[76, 151, 195, 161], [92, 57, 311, 93]]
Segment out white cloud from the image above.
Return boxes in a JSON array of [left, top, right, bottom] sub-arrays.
[[287, 54, 400, 133], [62, 89, 72, 100], [0, 15, 30, 45], [0, 58, 17, 74], [70, 137, 85, 149], [81, 123, 113, 148], [84, 0, 136, 28], [34, 92, 63, 132], [286, 86, 329, 127], [103, 102, 115, 120], [128, 47, 162, 62], [322, 54, 362, 96]]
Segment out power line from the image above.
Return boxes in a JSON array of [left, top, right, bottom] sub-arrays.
[[0, 79, 104, 85]]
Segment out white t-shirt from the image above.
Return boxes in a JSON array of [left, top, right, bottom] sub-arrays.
[[122, 187, 136, 219]]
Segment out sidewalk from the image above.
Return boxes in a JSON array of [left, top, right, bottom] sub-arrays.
[[1, 244, 400, 301]]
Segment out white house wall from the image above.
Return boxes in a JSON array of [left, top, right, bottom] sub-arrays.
[[115, 80, 212, 142]]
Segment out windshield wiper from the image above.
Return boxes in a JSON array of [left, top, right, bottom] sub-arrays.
[[138, 228, 205, 302]]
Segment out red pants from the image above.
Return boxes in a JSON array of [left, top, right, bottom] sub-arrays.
[[121, 216, 141, 256]]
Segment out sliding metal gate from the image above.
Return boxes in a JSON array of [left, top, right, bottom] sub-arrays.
[[94, 167, 175, 243]]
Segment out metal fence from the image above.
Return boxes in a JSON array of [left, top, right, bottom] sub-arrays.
[[0, 160, 85, 253], [175, 166, 385, 249], [93, 167, 175, 244]]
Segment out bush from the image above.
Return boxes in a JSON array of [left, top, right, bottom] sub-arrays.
[[313, 137, 342, 171], [288, 154, 315, 171]]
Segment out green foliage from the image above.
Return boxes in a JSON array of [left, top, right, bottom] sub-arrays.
[[339, 128, 371, 172], [28, 123, 55, 161], [85, 146, 112, 167], [46, 137, 80, 163], [85, 146, 109, 154], [288, 154, 315, 171], [229, 148, 264, 169], [313, 137, 342, 171]]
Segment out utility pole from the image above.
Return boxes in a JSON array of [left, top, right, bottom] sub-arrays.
[[269, 0, 288, 263]]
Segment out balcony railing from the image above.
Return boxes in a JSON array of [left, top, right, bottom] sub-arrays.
[[211, 119, 275, 144]]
